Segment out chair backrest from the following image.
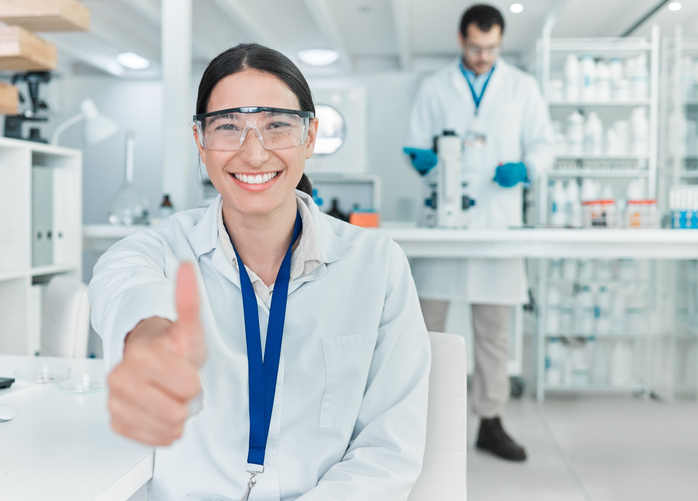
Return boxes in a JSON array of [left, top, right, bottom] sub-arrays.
[[408, 331, 468, 501], [40, 275, 90, 358]]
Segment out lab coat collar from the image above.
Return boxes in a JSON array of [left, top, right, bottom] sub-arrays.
[[187, 192, 352, 284], [450, 57, 506, 113]]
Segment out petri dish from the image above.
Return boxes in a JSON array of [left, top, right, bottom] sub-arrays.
[[14, 365, 70, 384], [57, 374, 106, 394]]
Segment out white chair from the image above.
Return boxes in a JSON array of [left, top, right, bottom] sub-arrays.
[[39, 275, 91, 358], [408, 331, 468, 501]]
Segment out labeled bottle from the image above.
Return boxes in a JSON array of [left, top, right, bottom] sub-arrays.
[[159, 194, 174, 219], [327, 198, 347, 221]]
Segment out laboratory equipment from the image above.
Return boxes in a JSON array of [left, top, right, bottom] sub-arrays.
[[108, 131, 149, 226], [596, 286, 611, 333], [564, 54, 580, 102], [576, 285, 595, 334], [547, 286, 561, 332], [3, 71, 51, 143], [0, 405, 16, 422], [14, 364, 70, 383], [420, 130, 476, 228], [57, 374, 106, 393], [545, 338, 563, 384], [580, 55, 596, 102]]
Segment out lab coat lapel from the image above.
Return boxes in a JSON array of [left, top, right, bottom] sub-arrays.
[[476, 60, 505, 116], [450, 62, 476, 118]]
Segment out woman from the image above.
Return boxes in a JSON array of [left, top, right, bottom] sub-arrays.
[[89, 43, 430, 501]]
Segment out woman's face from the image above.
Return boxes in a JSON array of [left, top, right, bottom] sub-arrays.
[[195, 70, 318, 219]]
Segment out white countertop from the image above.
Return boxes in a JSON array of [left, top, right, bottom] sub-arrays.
[[85, 223, 698, 260], [0, 355, 154, 501]]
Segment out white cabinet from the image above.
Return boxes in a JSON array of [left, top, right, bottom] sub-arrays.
[[0, 137, 82, 355]]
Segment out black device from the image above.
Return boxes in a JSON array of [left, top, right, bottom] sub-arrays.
[[4, 71, 52, 143], [0, 377, 15, 389]]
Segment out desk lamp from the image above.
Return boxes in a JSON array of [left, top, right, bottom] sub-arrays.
[[50, 99, 118, 146]]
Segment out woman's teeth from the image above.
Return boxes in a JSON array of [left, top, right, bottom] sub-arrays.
[[233, 172, 279, 184]]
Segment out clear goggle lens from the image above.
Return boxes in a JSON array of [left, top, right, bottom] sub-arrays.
[[194, 108, 312, 152]]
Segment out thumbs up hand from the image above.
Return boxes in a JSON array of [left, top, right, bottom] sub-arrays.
[[107, 262, 207, 446]]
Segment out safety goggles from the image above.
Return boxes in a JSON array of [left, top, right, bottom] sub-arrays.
[[193, 106, 314, 151], [464, 44, 501, 57]]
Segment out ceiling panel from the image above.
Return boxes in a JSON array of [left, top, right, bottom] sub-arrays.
[[327, 0, 398, 56]]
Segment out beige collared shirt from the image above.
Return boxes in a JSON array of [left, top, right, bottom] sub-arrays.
[[217, 196, 323, 307]]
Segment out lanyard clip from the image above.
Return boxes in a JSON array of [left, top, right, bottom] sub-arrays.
[[240, 463, 264, 501]]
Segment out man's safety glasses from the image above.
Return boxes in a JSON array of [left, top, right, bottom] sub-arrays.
[[193, 106, 314, 152], [464, 44, 501, 57]]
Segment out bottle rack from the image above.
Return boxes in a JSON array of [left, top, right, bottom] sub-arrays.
[[533, 26, 660, 400], [0, 138, 82, 356]]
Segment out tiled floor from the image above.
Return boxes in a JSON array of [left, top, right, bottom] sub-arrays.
[[467, 394, 698, 501]]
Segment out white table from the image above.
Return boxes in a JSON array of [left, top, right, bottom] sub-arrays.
[[0, 355, 154, 501], [84, 224, 698, 260]]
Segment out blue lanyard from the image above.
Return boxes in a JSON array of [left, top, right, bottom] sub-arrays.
[[231, 211, 302, 469], [460, 61, 494, 112]]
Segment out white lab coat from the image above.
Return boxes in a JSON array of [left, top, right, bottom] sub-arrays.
[[89, 192, 430, 501], [405, 58, 554, 304]]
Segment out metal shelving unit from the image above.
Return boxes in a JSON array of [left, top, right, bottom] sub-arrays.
[[534, 26, 660, 401], [661, 27, 698, 400]]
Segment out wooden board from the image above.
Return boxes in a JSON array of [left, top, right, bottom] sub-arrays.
[[0, 0, 90, 32], [0, 26, 57, 71], [0, 81, 18, 114]]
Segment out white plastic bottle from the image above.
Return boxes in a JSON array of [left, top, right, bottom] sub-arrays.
[[631, 53, 649, 101], [610, 340, 633, 386], [584, 111, 604, 156], [609, 58, 624, 82], [545, 338, 564, 385], [580, 55, 596, 102], [595, 60, 612, 102], [567, 111, 585, 156], [551, 180, 567, 227], [630, 107, 649, 156], [565, 54, 580, 102], [596, 286, 612, 334], [547, 286, 562, 333], [576, 285, 595, 334], [565, 179, 583, 228], [589, 337, 609, 384]]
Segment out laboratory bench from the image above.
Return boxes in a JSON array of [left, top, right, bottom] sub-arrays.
[[0, 355, 153, 500]]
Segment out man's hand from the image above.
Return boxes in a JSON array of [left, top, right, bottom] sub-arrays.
[[493, 162, 529, 188], [107, 262, 207, 446]]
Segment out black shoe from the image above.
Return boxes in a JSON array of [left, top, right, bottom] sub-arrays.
[[476, 416, 527, 462]]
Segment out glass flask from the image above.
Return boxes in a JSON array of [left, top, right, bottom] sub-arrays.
[[108, 130, 149, 225]]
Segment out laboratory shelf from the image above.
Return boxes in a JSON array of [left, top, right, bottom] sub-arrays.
[[543, 382, 646, 393], [555, 155, 649, 161], [546, 279, 649, 286], [0, 269, 28, 282], [678, 170, 698, 179], [548, 101, 651, 108], [548, 169, 650, 178], [545, 333, 649, 338], [549, 39, 652, 53], [30, 263, 79, 277]]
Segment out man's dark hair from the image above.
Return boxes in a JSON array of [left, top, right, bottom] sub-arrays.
[[459, 4, 505, 37]]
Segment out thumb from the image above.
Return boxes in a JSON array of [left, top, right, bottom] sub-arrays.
[[175, 261, 200, 329], [170, 261, 206, 366]]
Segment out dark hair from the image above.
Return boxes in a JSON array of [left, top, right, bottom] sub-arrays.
[[196, 43, 314, 196], [459, 4, 505, 37]]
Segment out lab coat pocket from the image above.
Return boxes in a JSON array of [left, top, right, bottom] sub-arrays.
[[320, 334, 376, 431]]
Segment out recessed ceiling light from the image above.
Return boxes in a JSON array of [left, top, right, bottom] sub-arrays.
[[297, 49, 340, 66], [668, 2, 682, 11], [510, 3, 524, 13], [116, 52, 150, 69]]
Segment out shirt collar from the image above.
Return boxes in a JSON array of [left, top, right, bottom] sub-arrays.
[[459, 59, 496, 82], [189, 191, 352, 269]]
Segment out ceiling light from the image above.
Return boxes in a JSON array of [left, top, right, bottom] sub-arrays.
[[668, 2, 682, 11], [510, 3, 524, 13], [116, 52, 150, 70], [297, 49, 340, 66]]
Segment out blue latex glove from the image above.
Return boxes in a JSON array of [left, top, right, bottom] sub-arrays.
[[403, 147, 438, 176], [493, 162, 529, 188]]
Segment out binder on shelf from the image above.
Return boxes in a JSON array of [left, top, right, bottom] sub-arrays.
[[52, 167, 68, 264], [32, 166, 53, 267]]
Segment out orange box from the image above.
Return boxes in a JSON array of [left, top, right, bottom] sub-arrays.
[[349, 210, 380, 228]]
